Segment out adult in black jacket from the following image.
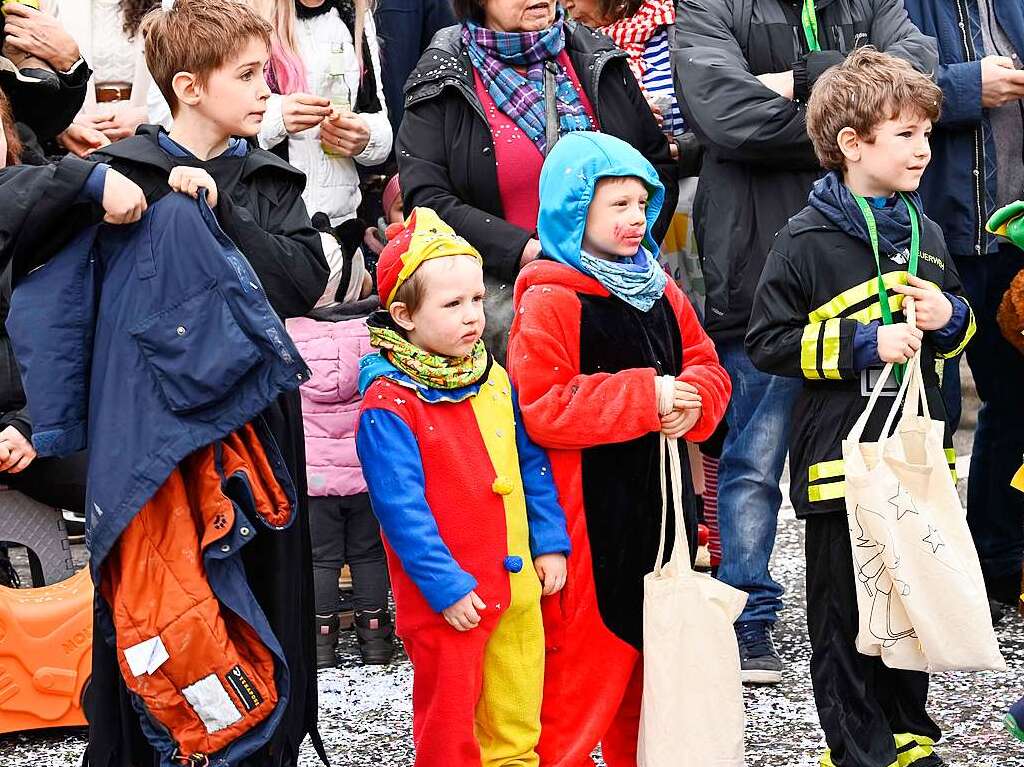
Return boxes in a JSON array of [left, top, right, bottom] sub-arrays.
[[672, 0, 935, 683], [397, 0, 677, 359]]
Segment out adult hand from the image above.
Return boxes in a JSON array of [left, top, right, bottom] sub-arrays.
[[102, 168, 147, 224], [442, 591, 487, 631], [757, 70, 795, 100], [645, 95, 665, 128], [320, 111, 370, 157], [534, 553, 567, 596], [660, 408, 701, 439], [0, 425, 35, 474], [876, 321, 923, 364], [282, 92, 332, 133], [520, 238, 542, 270], [168, 166, 218, 207], [96, 107, 148, 142], [892, 276, 953, 331], [58, 122, 111, 157], [980, 56, 1024, 108], [2, 3, 80, 72], [671, 380, 702, 411]]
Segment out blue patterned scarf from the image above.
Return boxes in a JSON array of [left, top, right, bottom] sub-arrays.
[[462, 7, 593, 154], [579, 246, 668, 312]]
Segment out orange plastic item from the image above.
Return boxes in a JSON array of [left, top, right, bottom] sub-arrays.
[[0, 567, 93, 733]]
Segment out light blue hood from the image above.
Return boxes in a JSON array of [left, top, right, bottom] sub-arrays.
[[537, 131, 665, 272]]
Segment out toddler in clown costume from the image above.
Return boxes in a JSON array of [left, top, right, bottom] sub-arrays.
[[355, 207, 571, 767]]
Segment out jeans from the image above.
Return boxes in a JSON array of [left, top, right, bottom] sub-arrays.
[[954, 245, 1024, 583], [715, 339, 801, 624]]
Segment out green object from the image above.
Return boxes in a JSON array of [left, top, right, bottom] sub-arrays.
[[1004, 713, 1024, 743], [986, 199, 1024, 250], [801, 0, 821, 52], [851, 192, 921, 381]]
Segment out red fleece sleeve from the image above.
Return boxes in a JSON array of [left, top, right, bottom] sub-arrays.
[[507, 285, 662, 450], [665, 281, 732, 443]]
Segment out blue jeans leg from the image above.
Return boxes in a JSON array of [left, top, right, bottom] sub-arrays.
[[715, 340, 801, 624], [956, 245, 1024, 583]]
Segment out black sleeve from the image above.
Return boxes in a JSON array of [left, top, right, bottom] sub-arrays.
[[0, 407, 32, 441], [0, 156, 100, 279], [673, 0, 821, 170], [792, 50, 846, 104], [867, 0, 938, 75], [216, 175, 330, 319], [397, 94, 531, 284], [746, 244, 859, 380], [6, 61, 90, 141]]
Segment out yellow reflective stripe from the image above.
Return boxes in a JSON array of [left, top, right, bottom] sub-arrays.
[[821, 318, 843, 380], [894, 733, 935, 766], [809, 459, 844, 482], [849, 292, 905, 324], [936, 303, 977, 359], [802, 323, 823, 380], [809, 480, 846, 502], [944, 448, 956, 463], [808, 272, 908, 323], [1012, 463, 1024, 493]]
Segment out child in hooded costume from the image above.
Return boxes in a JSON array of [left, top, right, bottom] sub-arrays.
[[506, 131, 731, 767], [355, 207, 571, 767]]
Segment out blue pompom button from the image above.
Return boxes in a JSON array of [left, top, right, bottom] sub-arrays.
[[503, 555, 524, 573]]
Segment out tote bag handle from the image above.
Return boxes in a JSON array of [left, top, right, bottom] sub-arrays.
[[653, 434, 691, 577]]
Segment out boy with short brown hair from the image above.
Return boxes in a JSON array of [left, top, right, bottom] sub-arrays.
[[81, 1, 329, 765], [747, 48, 973, 767]]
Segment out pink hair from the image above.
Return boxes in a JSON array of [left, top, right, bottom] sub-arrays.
[[246, 0, 307, 94]]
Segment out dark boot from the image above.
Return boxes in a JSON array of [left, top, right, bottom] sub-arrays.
[[315, 613, 339, 669], [355, 609, 394, 666]]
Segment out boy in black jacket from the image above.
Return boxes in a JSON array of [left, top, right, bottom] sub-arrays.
[[78, 2, 329, 766], [746, 48, 974, 767]]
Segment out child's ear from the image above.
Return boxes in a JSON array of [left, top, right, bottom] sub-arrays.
[[389, 302, 415, 332], [171, 71, 202, 107], [837, 127, 861, 163]]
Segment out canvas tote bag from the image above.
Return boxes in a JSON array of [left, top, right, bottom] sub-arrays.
[[638, 435, 748, 767], [843, 337, 1005, 672]]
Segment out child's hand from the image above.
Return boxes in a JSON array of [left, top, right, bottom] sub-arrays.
[[534, 553, 567, 596], [892, 276, 953, 331], [102, 168, 147, 225], [660, 407, 700, 439], [672, 381, 702, 411], [168, 167, 218, 208], [442, 591, 487, 631], [877, 322, 923, 364]]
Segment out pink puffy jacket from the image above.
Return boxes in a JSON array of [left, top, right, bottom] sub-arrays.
[[287, 312, 374, 497]]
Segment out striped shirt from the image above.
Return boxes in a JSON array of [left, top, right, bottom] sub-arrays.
[[641, 29, 687, 137]]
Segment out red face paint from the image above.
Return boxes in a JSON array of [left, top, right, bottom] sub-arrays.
[[613, 223, 645, 244]]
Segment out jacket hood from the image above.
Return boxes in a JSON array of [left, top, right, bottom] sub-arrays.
[[537, 131, 664, 273]]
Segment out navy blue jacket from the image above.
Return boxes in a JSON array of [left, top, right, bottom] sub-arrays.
[[7, 192, 308, 572], [903, 0, 1024, 257]]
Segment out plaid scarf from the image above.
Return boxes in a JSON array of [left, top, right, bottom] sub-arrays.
[[462, 7, 593, 154], [367, 312, 490, 391], [600, 0, 676, 93]]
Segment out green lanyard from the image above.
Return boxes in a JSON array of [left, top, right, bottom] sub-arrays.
[[852, 192, 921, 379], [801, 0, 821, 52]]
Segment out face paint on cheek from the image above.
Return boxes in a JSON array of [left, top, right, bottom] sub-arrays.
[[613, 223, 645, 243]]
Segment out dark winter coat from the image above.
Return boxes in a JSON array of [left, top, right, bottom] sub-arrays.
[[746, 203, 973, 518], [72, 126, 328, 767], [673, 0, 937, 342], [397, 20, 679, 287], [903, 0, 1024, 257], [374, 0, 455, 133]]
